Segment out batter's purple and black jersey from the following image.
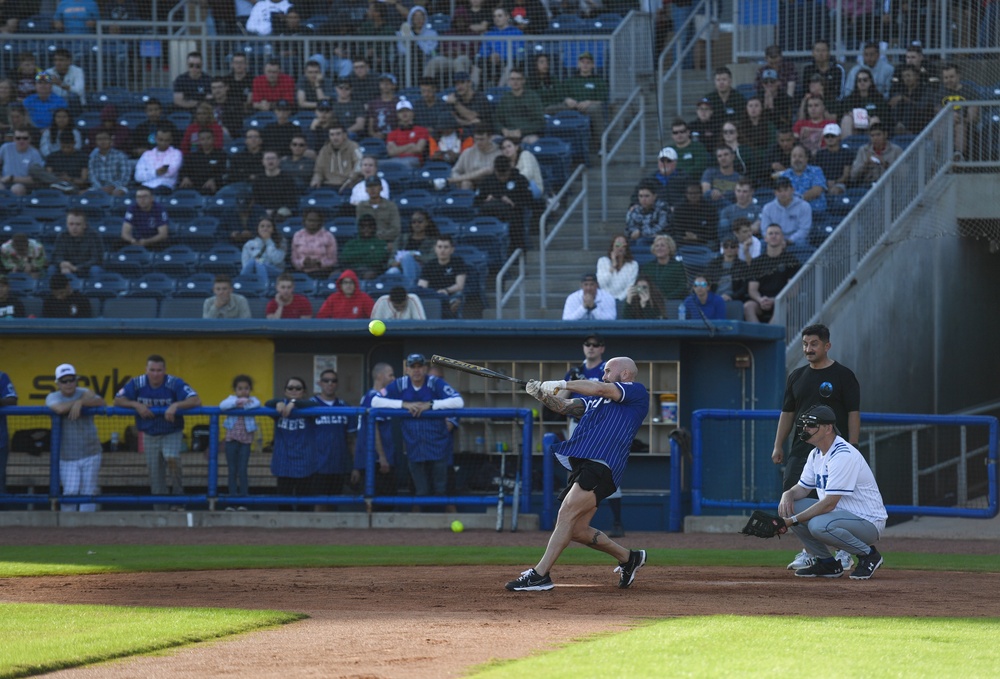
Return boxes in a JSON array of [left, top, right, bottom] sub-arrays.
[[552, 381, 648, 487], [116, 374, 198, 436]]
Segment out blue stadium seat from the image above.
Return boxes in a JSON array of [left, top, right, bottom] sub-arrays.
[[314, 278, 338, 298], [676, 245, 715, 278], [4, 273, 37, 296], [890, 134, 917, 150], [151, 245, 199, 277], [299, 188, 345, 215], [395, 190, 437, 217], [485, 86, 510, 106], [0, 216, 42, 239], [326, 218, 357, 247], [232, 275, 268, 297], [827, 187, 868, 217], [83, 273, 130, 299], [736, 83, 757, 100], [69, 190, 114, 218], [431, 204, 478, 223], [291, 111, 315, 128], [548, 14, 589, 34], [358, 138, 387, 158], [129, 273, 177, 299], [411, 161, 452, 191], [459, 217, 510, 269], [174, 273, 217, 298], [199, 244, 243, 276], [429, 13, 451, 33], [75, 111, 103, 132], [0, 191, 21, 217], [165, 190, 205, 221], [24, 189, 71, 223], [139, 88, 173, 106], [92, 87, 137, 110], [545, 111, 591, 165], [117, 110, 147, 129], [436, 189, 476, 209], [101, 297, 159, 318], [158, 297, 207, 318], [104, 245, 153, 277], [279, 216, 303, 240], [176, 216, 219, 251], [243, 112, 276, 132], [526, 137, 572, 190]]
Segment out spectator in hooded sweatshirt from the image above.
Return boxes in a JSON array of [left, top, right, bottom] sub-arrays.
[[315, 269, 375, 319]]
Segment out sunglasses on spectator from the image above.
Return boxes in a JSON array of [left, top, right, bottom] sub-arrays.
[[693, 281, 709, 287], [583, 342, 603, 347], [58, 377, 77, 384], [320, 378, 338, 383], [286, 385, 304, 391], [14, 135, 29, 140]]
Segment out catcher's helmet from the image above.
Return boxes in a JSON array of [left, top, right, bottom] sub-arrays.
[[798, 404, 837, 427]]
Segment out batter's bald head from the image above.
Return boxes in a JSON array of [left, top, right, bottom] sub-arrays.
[[605, 357, 638, 382]]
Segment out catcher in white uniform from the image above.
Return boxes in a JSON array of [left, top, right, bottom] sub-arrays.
[[778, 404, 888, 580]]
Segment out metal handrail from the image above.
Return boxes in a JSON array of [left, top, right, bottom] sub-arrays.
[[656, 0, 719, 126], [494, 248, 525, 320], [538, 164, 589, 309], [599, 87, 645, 221]]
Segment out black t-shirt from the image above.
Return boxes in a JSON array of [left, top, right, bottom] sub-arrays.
[[222, 74, 254, 107], [182, 149, 228, 189], [0, 296, 25, 319], [42, 292, 92, 319], [45, 149, 89, 178], [228, 149, 263, 184], [420, 255, 468, 290], [814, 146, 854, 185], [252, 171, 298, 211], [748, 250, 799, 298], [783, 361, 861, 458], [173, 73, 213, 103], [261, 121, 297, 155]]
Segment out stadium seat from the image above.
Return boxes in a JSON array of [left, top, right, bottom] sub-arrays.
[[165, 190, 205, 221], [176, 216, 220, 251], [431, 204, 478, 223], [827, 187, 868, 217], [299, 188, 345, 215], [358, 138, 387, 158], [83, 273, 131, 299], [68, 191, 114, 218], [412, 161, 453, 191], [173, 273, 217, 298], [199, 244, 243, 276], [103, 245, 153, 277], [129, 273, 177, 299], [101, 297, 159, 318], [24, 190, 70, 222], [545, 111, 591, 165], [232, 275, 268, 297], [459, 217, 510, 270], [0, 192, 21, 217], [526, 137, 572, 190], [437, 189, 476, 209], [395, 190, 437, 218], [432, 216, 461, 237], [139, 87, 173, 106], [158, 297, 207, 319], [243, 112, 276, 132], [0, 216, 42, 239], [676, 245, 715, 278], [4, 273, 37, 296], [286, 271, 318, 297], [151, 245, 200, 277]]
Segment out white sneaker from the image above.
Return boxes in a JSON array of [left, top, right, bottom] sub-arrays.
[[786, 549, 814, 570], [836, 550, 853, 570]]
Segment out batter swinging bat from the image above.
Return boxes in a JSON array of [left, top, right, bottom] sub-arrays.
[[430, 355, 527, 385]]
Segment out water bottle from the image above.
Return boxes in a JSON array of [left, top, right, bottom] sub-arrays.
[[110, 432, 119, 452], [678, 303, 687, 320], [475, 436, 485, 454]]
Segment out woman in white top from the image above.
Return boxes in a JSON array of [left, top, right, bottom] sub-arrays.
[[596, 234, 639, 301], [499, 136, 544, 199], [349, 155, 390, 205]]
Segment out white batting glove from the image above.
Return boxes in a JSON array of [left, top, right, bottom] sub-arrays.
[[525, 380, 541, 397], [540, 380, 567, 396]]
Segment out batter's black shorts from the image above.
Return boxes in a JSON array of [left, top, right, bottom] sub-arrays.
[[558, 457, 617, 506]]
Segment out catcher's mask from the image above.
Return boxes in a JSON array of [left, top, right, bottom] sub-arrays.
[[797, 404, 838, 441]]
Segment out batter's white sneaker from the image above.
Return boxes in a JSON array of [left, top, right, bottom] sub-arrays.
[[836, 550, 853, 570], [786, 549, 814, 570]]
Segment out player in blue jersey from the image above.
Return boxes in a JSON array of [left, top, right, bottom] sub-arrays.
[[352, 362, 397, 497], [778, 404, 887, 580], [371, 353, 464, 508], [0, 369, 18, 495], [311, 369, 357, 501], [506, 356, 648, 592], [114, 355, 200, 509], [265, 376, 320, 508]]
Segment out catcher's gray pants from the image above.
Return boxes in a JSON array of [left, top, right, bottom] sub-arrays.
[[789, 498, 880, 558]]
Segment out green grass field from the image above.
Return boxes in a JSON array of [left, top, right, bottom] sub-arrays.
[[2, 545, 998, 678]]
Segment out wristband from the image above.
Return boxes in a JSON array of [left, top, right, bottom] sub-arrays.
[[790, 515, 799, 526]]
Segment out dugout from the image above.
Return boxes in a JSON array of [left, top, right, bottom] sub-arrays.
[[0, 318, 786, 531]]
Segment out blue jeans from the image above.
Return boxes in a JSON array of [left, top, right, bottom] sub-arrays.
[[672, 5, 696, 70], [225, 439, 251, 496], [240, 260, 282, 287], [408, 458, 449, 496]]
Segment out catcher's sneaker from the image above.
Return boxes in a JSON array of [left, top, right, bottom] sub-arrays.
[[614, 549, 646, 588], [849, 546, 883, 580], [794, 559, 844, 578], [786, 549, 814, 570], [505, 568, 554, 591], [836, 549, 853, 570]]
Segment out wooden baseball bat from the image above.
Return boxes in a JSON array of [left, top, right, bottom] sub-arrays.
[[430, 355, 527, 385]]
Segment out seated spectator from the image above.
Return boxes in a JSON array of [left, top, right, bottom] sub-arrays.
[[813, 124, 853, 197], [265, 272, 313, 319], [261, 100, 298, 154], [898, 42, 939, 88], [763, 128, 796, 179], [719, 178, 762, 238], [291, 208, 338, 278], [801, 39, 845, 104], [296, 59, 329, 112], [837, 67, 888, 137], [45, 130, 89, 193], [52, 210, 103, 277], [449, 126, 500, 190], [90, 104, 130, 151], [179, 127, 227, 194], [682, 275, 727, 320], [755, 45, 798, 99], [246, 0, 291, 36], [849, 123, 903, 187], [640, 234, 688, 301], [473, 156, 532, 252], [720, 122, 760, 180], [209, 77, 245, 142], [705, 237, 751, 302], [366, 73, 400, 140], [0, 273, 26, 318], [349, 156, 389, 205], [390, 209, 439, 286], [740, 97, 776, 153], [562, 272, 616, 321], [41, 272, 91, 318], [625, 178, 670, 241], [700, 146, 741, 205], [54, 0, 99, 34], [11, 52, 41, 100], [173, 51, 212, 111], [240, 216, 286, 286], [428, 121, 471, 166], [1, 232, 47, 276], [759, 177, 811, 246], [596, 235, 638, 302], [744, 223, 800, 323], [638, 147, 689, 212], [328, 81, 367, 141], [346, 57, 380, 110], [705, 66, 747, 126], [227, 128, 265, 185], [121, 187, 170, 250], [671, 182, 719, 249], [412, 77, 454, 136], [134, 129, 182, 194], [477, 6, 524, 87], [371, 285, 427, 320], [728, 216, 762, 264], [203, 274, 251, 319], [667, 118, 710, 180], [496, 67, 544, 144], [499, 136, 543, 199], [782, 144, 828, 213], [527, 53, 561, 114], [252, 59, 295, 112], [281, 134, 314, 191], [311, 125, 361, 191], [623, 274, 667, 319], [844, 42, 894, 99], [386, 100, 430, 169], [887, 65, 936, 136], [339, 214, 388, 279], [88, 129, 130, 196], [0, 128, 45, 196], [221, 53, 254, 114], [6, 104, 39, 148], [356, 176, 401, 253], [180, 101, 225, 155], [23, 74, 67, 130], [397, 5, 468, 80], [444, 71, 493, 131], [45, 48, 86, 107], [40, 108, 81, 158], [316, 269, 375, 319], [559, 52, 609, 147], [130, 98, 179, 158], [252, 150, 298, 220], [418, 234, 467, 318], [688, 97, 720, 149], [0, 79, 16, 136], [793, 95, 836, 156]]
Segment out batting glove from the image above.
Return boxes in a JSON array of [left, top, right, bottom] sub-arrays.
[[525, 379, 541, 397], [540, 380, 567, 396]]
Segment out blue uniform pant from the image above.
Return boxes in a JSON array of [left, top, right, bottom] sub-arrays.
[[408, 458, 449, 496], [788, 498, 880, 558]]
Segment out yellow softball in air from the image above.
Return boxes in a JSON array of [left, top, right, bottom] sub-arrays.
[[368, 320, 386, 336], [451, 520, 464, 533]]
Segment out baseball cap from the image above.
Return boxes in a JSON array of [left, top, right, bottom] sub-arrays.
[[406, 353, 427, 366], [55, 364, 76, 380], [317, 99, 333, 110], [364, 175, 382, 187], [583, 333, 604, 346], [696, 96, 711, 107], [823, 123, 842, 137], [511, 7, 527, 24], [799, 404, 837, 426], [659, 147, 678, 161], [379, 72, 397, 84], [454, 71, 471, 82], [579, 52, 594, 61], [761, 68, 779, 82], [774, 176, 793, 190], [396, 99, 413, 111], [581, 273, 598, 283], [35, 73, 52, 83], [276, 99, 291, 109]]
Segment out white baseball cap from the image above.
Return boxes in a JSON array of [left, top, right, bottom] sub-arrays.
[[658, 147, 678, 161], [55, 364, 76, 380], [823, 123, 842, 137], [396, 99, 413, 111]]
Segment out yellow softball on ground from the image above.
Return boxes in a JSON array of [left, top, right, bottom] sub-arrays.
[[368, 320, 386, 336], [450, 520, 464, 533]]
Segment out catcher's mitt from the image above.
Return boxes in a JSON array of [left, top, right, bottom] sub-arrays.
[[740, 510, 788, 539]]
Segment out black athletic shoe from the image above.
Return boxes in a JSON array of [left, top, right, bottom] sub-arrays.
[[614, 549, 646, 588], [850, 546, 883, 580], [794, 559, 844, 578], [505, 568, 554, 591]]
